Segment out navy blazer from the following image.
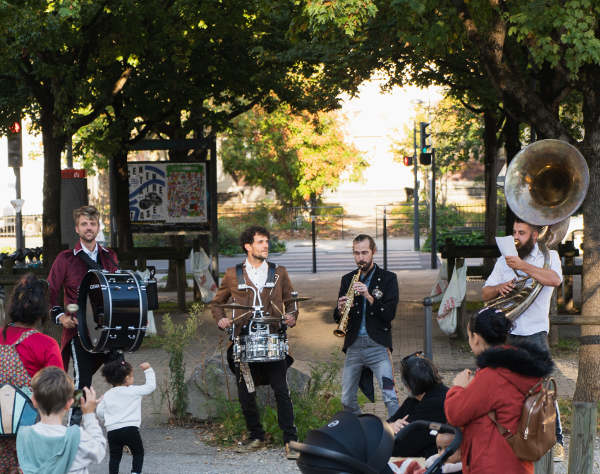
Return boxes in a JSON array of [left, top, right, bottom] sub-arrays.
[[333, 264, 399, 353]]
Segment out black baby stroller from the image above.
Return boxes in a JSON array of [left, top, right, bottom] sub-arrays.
[[290, 411, 461, 474]]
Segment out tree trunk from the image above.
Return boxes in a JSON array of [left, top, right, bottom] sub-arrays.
[[165, 235, 182, 291], [113, 149, 134, 255], [575, 154, 600, 403], [503, 115, 521, 237], [483, 110, 498, 267], [41, 116, 67, 273]]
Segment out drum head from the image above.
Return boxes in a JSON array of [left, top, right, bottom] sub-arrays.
[[78, 271, 109, 352]]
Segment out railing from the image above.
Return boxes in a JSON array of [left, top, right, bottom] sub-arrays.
[[0, 215, 43, 237], [375, 203, 507, 237], [290, 206, 344, 238]]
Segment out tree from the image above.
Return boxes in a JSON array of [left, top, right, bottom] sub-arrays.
[[0, 0, 194, 270], [300, 0, 600, 467], [220, 104, 369, 212]]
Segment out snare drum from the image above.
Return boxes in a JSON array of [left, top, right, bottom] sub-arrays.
[[233, 334, 288, 363], [77, 270, 148, 353]]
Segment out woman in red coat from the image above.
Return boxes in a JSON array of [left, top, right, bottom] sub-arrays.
[[444, 307, 554, 474], [0, 274, 63, 474]]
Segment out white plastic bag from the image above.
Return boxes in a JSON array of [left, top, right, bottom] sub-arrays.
[[136, 269, 157, 336], [430, 261, 449, 303], [437, 265, 467, 335], [189, 249, 218, 303]]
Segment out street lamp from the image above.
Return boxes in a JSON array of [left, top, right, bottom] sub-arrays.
[[409, 99, 424, 251]]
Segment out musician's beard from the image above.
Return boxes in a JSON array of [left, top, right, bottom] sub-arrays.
[[517, 234, 535, 259], [251, 250, 267, 262]]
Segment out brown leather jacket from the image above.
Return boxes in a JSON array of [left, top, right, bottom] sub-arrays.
[[211, 262, 298, 344]]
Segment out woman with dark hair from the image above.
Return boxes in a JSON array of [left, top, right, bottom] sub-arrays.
[[387, 352, 449, 458], [0, 274, 63, 473], [445, 307, 554, 474]]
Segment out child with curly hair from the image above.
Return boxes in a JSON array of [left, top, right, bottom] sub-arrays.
[[97, 360, 156, 474]]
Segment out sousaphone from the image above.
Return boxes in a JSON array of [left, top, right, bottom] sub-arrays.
[[485, 139, 588, 320]]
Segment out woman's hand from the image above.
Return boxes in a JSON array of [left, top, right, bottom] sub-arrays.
[[388, 415, 409, 434], [453, 369, 473, 388]]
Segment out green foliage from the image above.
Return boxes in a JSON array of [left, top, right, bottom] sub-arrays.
[[209, 349, 362, 445], [160, 306, 203, 419], [220, 104, 369, 209], [423, 229, 506, 252]]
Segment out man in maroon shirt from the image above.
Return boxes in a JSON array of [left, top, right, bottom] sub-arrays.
[[48, 205, 119, 425]]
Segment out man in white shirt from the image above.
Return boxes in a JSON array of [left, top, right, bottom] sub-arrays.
[[483, 218, 562, 349], [211, 226, 300, 459], [482, 217, 565, 455]]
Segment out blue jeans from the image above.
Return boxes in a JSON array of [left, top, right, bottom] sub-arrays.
[[341, 336, 400, 417], [508, 331, 563, 446]]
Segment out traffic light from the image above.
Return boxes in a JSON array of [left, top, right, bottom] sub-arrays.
[[419, 122, 432, 165], [7, 120, 23, 168], [403, 156, 412, 166]]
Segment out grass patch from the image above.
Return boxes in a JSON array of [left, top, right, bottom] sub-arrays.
[[156, 301, 205, 314], [551, 338, 580, 357], [204, 349, 361, 446]]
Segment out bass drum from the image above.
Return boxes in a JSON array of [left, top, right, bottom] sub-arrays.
[[77, 270, 148, 353]]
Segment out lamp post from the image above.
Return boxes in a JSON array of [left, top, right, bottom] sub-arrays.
[[410, 99, 423, 251]]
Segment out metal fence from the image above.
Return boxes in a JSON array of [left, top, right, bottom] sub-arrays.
[[290, 206, 344, 238], [0, 215, 43, 237], [375, 203, 505, 237]]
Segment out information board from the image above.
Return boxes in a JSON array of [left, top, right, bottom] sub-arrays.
[[128, 161, 210, 232]]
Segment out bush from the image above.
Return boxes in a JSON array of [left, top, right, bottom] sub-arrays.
[[207, 349, 367, 445], [422, 229, 506, 252]]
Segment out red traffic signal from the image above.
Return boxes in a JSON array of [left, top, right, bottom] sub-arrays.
[[7, 119, 23, 168], [403, 156, 413, 166]]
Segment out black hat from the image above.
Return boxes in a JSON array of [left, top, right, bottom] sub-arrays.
[[290, 411, 394, 474]]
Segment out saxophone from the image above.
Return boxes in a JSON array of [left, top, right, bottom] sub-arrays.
[[333, 265, 362, 337]]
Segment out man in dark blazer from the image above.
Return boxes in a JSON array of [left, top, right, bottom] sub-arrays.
[[333, 234, 400, 417]]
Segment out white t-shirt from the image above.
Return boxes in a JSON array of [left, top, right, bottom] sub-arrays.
[[484, 243, 562, 336], [96, 368, 156, 431]]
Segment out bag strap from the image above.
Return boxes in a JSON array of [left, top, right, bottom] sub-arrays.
[[264, 262, 276, 288], [487, 410, 514, 439], [13, 329, 38, 347], [77, 250, 102, 270], [236, 263, 246, 289]]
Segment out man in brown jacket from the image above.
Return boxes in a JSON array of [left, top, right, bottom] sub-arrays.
[[212, 225, 300, 459]]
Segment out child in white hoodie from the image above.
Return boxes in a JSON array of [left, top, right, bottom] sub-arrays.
[[96, 361, 156, 474], [17, 367, 106, 474]]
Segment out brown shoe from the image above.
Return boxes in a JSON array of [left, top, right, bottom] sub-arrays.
[[234, 439, 266, 453], [284, 443, 300, 460]]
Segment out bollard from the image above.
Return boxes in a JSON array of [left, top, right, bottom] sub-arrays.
[[423, 297, 433, 361], [312, 217, 317, 274], [383, 207, 388, 270]]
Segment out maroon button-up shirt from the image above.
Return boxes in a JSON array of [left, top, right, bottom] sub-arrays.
[[47, 241, 119, 368]]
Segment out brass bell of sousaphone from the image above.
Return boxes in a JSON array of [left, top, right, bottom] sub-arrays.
[[485, 139, 589, 320]]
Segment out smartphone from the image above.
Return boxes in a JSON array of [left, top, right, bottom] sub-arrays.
[[73, 390, 85, 407]]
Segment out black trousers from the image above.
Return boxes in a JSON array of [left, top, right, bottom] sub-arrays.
[[69, 336, 111, 426], [107, 427, 144, 474], [235, 360, 297, 444]]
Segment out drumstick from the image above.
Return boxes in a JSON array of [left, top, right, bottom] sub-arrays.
[[231, 311, 252, 322]]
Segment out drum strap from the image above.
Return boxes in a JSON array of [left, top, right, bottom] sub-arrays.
[[235, 262, 276, 289], [77, 249, 120, 271]]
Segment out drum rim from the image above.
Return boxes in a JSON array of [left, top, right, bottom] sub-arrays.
[[129, 271, 148, 352]]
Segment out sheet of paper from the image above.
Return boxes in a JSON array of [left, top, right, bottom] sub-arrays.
[[496, 236, 518, 257]]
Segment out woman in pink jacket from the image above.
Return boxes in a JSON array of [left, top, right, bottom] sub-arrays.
[[444, 307, 554, 474]]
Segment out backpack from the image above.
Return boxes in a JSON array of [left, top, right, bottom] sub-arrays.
[[488, 377, 557, 462], [0, 329, 39, 438]]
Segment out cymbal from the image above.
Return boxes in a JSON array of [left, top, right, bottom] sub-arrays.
[[215, 302, 255, 310], [282, 296, 312, 303]]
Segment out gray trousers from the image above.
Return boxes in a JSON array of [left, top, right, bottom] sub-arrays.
[[341, 336, 400, 417]]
